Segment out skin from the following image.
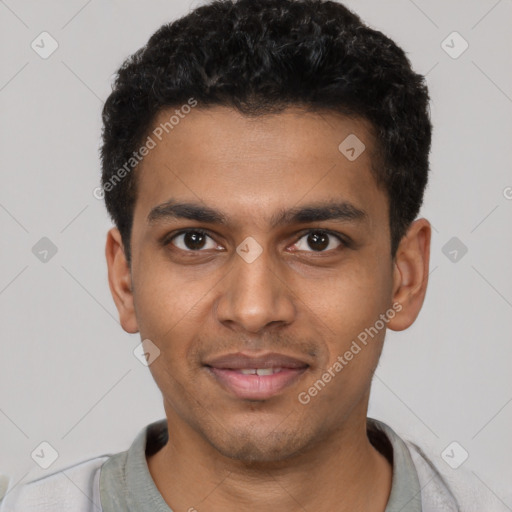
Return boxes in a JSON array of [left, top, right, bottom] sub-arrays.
[[106, 106, 431, 512]]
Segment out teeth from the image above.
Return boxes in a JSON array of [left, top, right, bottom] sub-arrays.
[[238, 368, 283, 376], [256, 368, 275, 376]]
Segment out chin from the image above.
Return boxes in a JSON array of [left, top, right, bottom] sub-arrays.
[[205, 424, 314, 464], [216, 441, 298, 463]]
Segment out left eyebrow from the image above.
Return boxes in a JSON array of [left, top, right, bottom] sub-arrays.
[[269, 201, 368, 227], [147, 199, 368, 228]]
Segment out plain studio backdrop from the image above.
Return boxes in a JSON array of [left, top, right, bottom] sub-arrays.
[[1, 0, 511, 505]]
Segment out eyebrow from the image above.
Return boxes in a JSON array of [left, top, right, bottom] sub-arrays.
[[147, 199, 367, 228]]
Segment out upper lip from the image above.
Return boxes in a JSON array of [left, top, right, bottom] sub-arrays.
[[204, 352, 310, 370]]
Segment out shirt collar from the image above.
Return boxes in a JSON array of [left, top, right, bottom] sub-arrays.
[[100, 417, 422, 512]]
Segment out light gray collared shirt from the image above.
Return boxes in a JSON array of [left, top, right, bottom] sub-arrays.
[[99, 417, 423, 512]]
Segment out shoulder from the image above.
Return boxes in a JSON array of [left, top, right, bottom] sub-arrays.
[[405, 440, 510, 512], [0, 455, 110, 512], [369, 418, 510, 512]]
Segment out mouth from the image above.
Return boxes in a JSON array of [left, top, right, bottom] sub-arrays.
[[203, 352, 310, 400]]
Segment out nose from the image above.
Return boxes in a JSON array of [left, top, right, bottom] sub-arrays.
[[215, 245, 296, 334]]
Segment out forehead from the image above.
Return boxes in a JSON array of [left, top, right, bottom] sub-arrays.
[[132, 106, 386, 231]]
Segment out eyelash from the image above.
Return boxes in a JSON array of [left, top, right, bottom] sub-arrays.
[[163, 228, 349, 254]]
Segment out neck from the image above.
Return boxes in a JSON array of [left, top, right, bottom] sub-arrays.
[[147, 411, 392, 512]]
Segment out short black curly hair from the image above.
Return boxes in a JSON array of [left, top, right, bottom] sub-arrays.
[[100, 0, 431, 264]]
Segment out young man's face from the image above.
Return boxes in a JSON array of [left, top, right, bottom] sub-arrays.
[[107, 106, 429, 462]]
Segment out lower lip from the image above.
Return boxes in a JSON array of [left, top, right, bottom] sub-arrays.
[[207, 367, 308, 400]]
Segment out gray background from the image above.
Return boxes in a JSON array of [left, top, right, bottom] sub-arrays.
[[1, 0, 511, 505]]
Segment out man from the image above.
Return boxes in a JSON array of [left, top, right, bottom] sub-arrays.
[[0, 0, 496, 510]]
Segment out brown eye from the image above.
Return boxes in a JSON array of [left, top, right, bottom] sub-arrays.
[[293, 230, 344, 252], [170, 230, 217, 251]]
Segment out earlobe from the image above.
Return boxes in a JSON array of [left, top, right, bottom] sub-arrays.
[[105, 227, 139, 333], [387, 218, 431, 332]]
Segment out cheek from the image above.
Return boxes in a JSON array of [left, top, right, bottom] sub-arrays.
[[301, 281, 389, 414], [304, 263, 392, 374], [132, 253, 209, 340], [309, 264, 391, 328]]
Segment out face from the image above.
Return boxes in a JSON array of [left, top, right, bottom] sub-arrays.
[[107, 106, 430, 463]]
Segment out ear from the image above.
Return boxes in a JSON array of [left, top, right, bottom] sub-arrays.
[[387, 218, 431, 332], [105, 227, 139, 333]]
